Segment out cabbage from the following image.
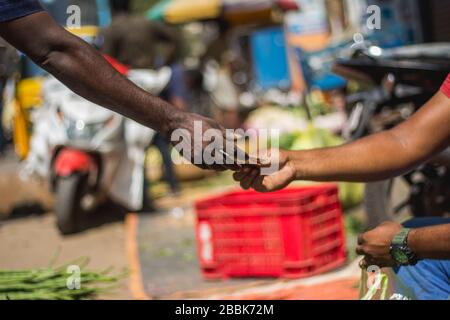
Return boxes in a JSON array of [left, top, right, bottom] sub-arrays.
[[276, 124, 364, 208]]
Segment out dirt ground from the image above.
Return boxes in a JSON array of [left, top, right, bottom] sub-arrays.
[[0, 150, 374, 300], [0, 213, 130, 299], [0, 151, 240, 300], [0, 151, 130, 299]]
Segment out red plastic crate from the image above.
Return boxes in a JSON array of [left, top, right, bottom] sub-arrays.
[[195, 184, 346, 279]]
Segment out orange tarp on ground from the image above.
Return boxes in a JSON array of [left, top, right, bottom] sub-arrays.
[[223, 278, 360, 300]]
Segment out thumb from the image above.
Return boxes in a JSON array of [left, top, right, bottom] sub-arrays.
[[258, 149, 279, 167]]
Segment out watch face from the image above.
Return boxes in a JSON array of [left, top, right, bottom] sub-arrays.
[[391, 248, 409, 264]]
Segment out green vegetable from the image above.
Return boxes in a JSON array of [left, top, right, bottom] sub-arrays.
[[274, 124, 364, 208], [339, 181, 364, 209], [0, 260, 126, 300]]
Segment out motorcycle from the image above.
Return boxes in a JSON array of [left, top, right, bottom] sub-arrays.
[[25, 66, 172, 234], [333, 43, 450, 228]]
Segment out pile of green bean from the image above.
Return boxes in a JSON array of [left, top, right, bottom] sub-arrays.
[[0, 263, 125, 300]]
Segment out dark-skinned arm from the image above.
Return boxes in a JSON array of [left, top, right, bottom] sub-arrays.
[[0, 11, 235, 170], [0, 12, 178, 134]]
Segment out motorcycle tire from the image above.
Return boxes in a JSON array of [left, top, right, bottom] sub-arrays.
[[363, 180, 395, 229], [55, 174, 85, 235]]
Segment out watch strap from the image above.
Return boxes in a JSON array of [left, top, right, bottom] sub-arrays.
[[392, 228, 411, 246], [391, 228, 417, 266]]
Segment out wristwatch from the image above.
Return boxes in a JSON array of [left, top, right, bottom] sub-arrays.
[[389, 228, 418, 266]]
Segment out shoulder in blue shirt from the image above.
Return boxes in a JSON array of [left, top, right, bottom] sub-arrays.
[[0, 0, 43, 23]]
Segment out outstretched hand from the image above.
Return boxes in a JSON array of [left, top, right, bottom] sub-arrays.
[[168, 111, 242, 172], [233, 149, 296, 192]]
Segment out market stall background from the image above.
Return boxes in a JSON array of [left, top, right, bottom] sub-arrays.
[[1, 0, 449, 300]]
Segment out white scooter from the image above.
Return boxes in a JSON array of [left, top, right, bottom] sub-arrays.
[[25, 67, 172, 234]]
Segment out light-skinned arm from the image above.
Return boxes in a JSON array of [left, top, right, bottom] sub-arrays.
[[234, 91, 450, 191], [356, 221, 450, 267]]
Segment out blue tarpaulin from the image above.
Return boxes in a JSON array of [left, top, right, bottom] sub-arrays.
[[250, 27, 291, 90]]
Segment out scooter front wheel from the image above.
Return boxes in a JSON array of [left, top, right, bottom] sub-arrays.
[[55, 174, 86, 235]]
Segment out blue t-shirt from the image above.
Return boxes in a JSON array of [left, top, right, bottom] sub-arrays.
[[0, 0, 43, 23]]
